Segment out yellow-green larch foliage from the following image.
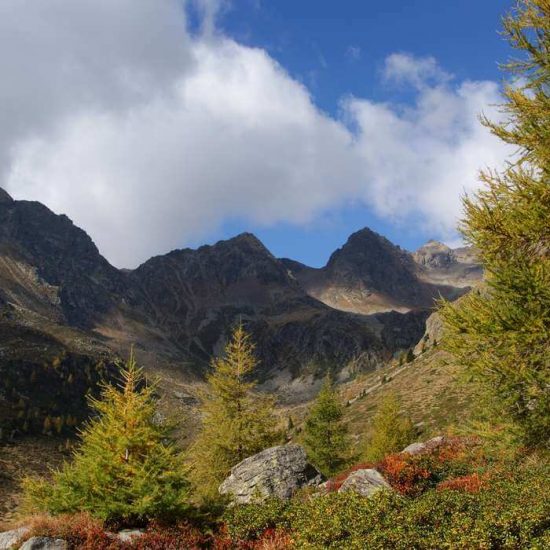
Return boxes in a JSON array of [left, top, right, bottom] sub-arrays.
[[303, 375, 351, 476], [188, 324, 281, 501], [22, 354, 190, 523], [441, 0, 550, 449], [362, 393, 416, 463]]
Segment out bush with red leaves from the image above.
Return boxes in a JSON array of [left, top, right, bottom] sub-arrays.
[[437, 473, 486, 493]]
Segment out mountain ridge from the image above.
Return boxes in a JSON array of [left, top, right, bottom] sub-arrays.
[[0, 189, 481, 438]]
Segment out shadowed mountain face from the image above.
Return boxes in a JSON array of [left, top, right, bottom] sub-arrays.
[[0, 192, 135, 328], [0, 188, 480, 430]]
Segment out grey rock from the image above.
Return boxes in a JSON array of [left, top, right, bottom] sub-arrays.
[[19, 537, 67, 550], [402, 436, 446, 455], [219, 444, 324, 504], [0, 527, 29, 550], [117, 529, 145, 542], [338, 469, 392, 497], [414, 311, 444, 355]]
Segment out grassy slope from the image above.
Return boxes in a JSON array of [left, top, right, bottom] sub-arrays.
[[283, 346, 476, 453], [342, 348, 475, 443]]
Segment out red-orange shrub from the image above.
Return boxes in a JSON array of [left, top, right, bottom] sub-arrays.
[[378, 454, 431, 495], [437, 473, 486, 493]]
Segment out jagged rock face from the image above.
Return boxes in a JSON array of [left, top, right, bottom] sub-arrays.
[[0, 198, 132, 328], [219, 444, 324, 504], [325, 228, 421, 301]]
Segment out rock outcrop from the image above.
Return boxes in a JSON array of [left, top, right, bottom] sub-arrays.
[[338, 469, 392, 497], [19, 537, 67, 550], [219, 445, 324, 504], [0, 527, 29, 550], [413, 311, 444, 355], [402, 436, 446, 455]]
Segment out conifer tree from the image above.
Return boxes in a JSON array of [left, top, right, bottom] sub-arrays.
[[188, 324, 280, 501], [303, 375, 351, 476], [22, 354, 190, 523], [441, 0, 550, 449], [362, 393, 416, 462]]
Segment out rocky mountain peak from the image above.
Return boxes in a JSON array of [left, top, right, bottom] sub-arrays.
[[325, 227, 418, 294]]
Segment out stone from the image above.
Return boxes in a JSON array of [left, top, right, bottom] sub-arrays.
[[402, 436, 446, 455], [338, 469, 392, 497], [0, 527, 29, 550], [116, 529, 145, 542], [219, 444, 324, 504], [19, 537, 67, 550]]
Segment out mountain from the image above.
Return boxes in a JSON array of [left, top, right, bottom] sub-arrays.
[[281, 228, 475, 315], [129, 232, 429, 384], [0, 189, 481, 439]]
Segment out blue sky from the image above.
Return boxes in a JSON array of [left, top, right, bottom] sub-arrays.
[[192, 0, 514, 265], [3, 0, 515, 268]]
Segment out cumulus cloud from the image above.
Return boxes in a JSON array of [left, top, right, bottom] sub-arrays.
[[2, 0, 511, 267]]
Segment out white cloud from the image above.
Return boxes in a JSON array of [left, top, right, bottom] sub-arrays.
[[2, 1, 511, 267], [383, 52, 453, 88]]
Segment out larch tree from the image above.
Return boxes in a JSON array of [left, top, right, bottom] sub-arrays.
[[362, 393, 416, 463], [188, 324, 281, 501], [303, 375, 351, 476], [22, 354, 190, 524], [441, 0, 550, 449]]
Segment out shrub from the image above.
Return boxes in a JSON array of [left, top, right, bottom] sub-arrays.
[[223, 498, 290, 541], [287, 458, 550, 549], [378, 437, 479, 496]]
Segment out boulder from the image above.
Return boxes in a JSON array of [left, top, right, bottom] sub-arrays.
[[402, 436, 446, 455], [338, 469, 392, 497], [117, 529, 145, 542], [0, 528, 29, 550], [219, 444, 324, 504], [19, 538, 67, 550]]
